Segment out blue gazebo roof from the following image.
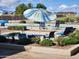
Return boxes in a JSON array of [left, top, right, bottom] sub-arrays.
[[23, 8, 56, 22]]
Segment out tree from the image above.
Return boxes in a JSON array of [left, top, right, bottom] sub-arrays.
[[15, 4, 28, 16], [36, 3, 47, 9], [28, 3, 33, 9]]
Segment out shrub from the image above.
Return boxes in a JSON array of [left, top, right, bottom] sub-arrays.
[[69, 30, 79, 39], [55, 30, 79, 46], [59, 37, 72, 46], [31, 37, 40, 44], [40, 39, 53, 46], [20, 20, 26, 23], [15, 26, 25, 30], [8, 26, 26, 30], [8, 26, 15, 30], [54, 36, 64, 45], [16, 38, 32, 45], [58, 17, 66, 24], [60, 37, 79, 46], [0, 35, 7, 42]]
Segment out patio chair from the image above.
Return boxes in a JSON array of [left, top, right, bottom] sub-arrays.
[[45, 31, 55, 40]]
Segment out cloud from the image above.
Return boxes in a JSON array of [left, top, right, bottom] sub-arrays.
[[59, 4, 79, 9], [59, 4, 68, 9], [0, 0, 21, 7], [57, 4, 79, 12], [58, 4, 79, 10], [47, 7, 53, 11], [71, 4, 79, 7]]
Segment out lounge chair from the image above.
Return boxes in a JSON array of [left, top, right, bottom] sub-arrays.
[[55, 27, 76, 36], [18, 34, 28, 39], [28, 34, 45, 39], [62, 27, 76, 36], [28, 35, 36, 39]]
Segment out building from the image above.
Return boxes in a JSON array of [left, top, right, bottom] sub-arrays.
[[56, 12, 77, 18], [0, 15, 26, 20]]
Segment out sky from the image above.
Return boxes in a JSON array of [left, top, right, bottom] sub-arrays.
[[0, 0, 79, 12]]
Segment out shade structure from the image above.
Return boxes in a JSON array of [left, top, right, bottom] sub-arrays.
[[0, 20, 8, 23], [23, 8, 56, 22]]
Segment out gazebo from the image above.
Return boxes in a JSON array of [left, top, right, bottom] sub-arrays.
[[23, 8, 56, 29]]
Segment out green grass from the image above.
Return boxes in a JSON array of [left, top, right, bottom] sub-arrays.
[[57, 17, 66, 22]]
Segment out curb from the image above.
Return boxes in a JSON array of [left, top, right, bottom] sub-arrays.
[[27, 44, 79, 56]]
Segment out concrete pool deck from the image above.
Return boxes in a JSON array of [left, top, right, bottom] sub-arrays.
[[1, 45, 79, 59]]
